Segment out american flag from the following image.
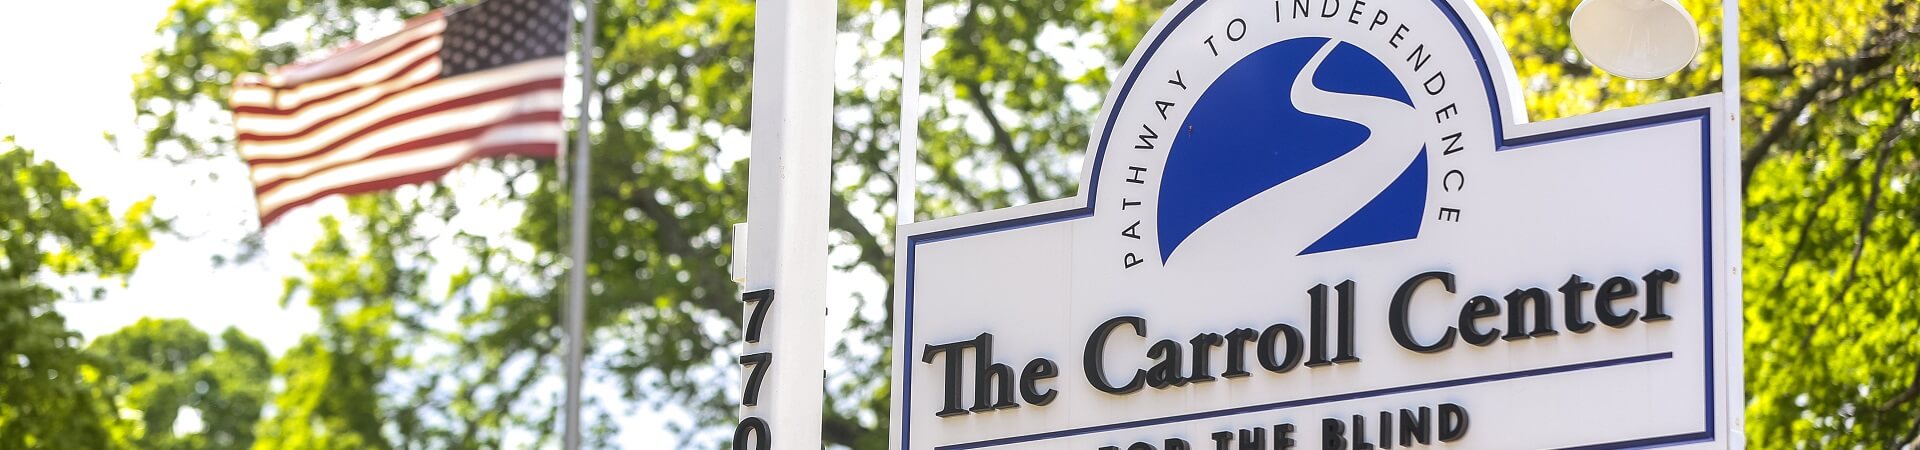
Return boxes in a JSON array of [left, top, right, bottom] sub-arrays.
[[232, 0, 568, 225]]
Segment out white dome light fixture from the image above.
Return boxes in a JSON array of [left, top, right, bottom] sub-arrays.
[[1569, 0, 1701, 79]]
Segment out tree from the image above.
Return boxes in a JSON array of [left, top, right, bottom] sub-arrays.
[[0, 138, 156, 449], [127, 0, 1920, 448], [88, 318, 273, 450]]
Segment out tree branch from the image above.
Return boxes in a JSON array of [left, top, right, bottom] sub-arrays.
[[822, 408, 873, 448], [1766, 157, 1863, 299], [1795, 103, 1911, 350], [949, 0, 1046, 205], [1840, 103, 1910, 288], [1740, 73, 1831, 192], [1883, 361, 1920, 411], [1739, 18, 1913, 192], [621, 185, 740, 321], [829, 192, 893, 277], [1892, 358, 1920, 447], [959, 78, 1046, 204]]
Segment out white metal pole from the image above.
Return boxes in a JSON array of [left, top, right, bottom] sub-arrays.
[[898, 0, 923, 225], [564, 0, 594, 448], [742, 0, 833, 447], [1720, 0, 1745, 446]]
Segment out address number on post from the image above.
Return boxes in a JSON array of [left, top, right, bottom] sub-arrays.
[[736, 289, 775, 449]]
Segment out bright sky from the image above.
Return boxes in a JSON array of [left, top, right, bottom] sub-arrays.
[[0, 1, 691, 446], [0, 1, 326, 352]]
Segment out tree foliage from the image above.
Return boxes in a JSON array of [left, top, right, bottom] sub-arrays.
[[89, 318, 274, 450], [118, 0, 1920, 448], [0, 138, 155, 449]]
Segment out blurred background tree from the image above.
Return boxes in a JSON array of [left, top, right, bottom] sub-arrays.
[[0, 138, 155, 449], [0, 0, 1899, 448], [88, 318, 273, 450]]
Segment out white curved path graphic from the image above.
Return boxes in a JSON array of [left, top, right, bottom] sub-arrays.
[[1181, 39, 1426, 257]]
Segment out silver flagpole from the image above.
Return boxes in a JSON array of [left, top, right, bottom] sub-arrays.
[[564, 0, 594, 448]]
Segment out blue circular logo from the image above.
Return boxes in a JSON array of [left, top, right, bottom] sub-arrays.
[[1158, 37, 1427, 261]]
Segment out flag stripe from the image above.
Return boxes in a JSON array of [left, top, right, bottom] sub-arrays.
[[232, 48, 442, 118], [255, 122, 563, 220], [235, 0, 566, 226], [258, 142, 560, 225], [233, 33, 445, 110], [239, 63, 560, 158], [252, 107, 562, 193], [248, 86, 561, 181], [264, 13, 446, 87]]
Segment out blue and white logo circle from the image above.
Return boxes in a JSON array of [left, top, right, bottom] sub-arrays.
[[1159, 37, 1428, 261]]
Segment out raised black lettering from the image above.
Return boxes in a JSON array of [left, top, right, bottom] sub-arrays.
[[1240, 428, 1267, 450], [1334, 280, 1361, 363], [733, 417, 770, 450], [1145, 339, 1187, 388], [1502, 288, 1557, 340], [1323, 418, 1348, 449], [1398, 407, 1431, 446], [1390, 272, 1458, 353], [1458, 295, 1502, 346], [1258, 323, 1305, 372], [1642, 269, 1679, 321], [1019, 358, 1059, 405], [1188, 333, 1224, 383], [1596, 276, 1640, 327], [1086, 316, 1148, 395], [922, 338, 980, 416], [1438, 403, 1469, 442], [967, 333, 1018, 412], [1307, 284, 1333, 367], [1222, 328, 1258, 378], [1560, 274, 1597, 333], [1351, 414, 1375, 449]]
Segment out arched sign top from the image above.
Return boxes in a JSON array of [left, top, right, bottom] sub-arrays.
[[892, 0, 1737, 448]]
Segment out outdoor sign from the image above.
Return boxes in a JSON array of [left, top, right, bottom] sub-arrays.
[[889, 0, 1739, 448]]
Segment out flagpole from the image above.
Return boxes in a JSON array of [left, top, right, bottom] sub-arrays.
[[564, 0, 594, 448]]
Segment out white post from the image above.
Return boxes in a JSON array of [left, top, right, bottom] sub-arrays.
[[1720, 0, 1745, 446], [898, 0, 923, 225], [563, 0, 594, 449], [740, 0, 833, 448]]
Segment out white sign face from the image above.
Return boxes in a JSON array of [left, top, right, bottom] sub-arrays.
[[891, 0, 1738, 449]]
